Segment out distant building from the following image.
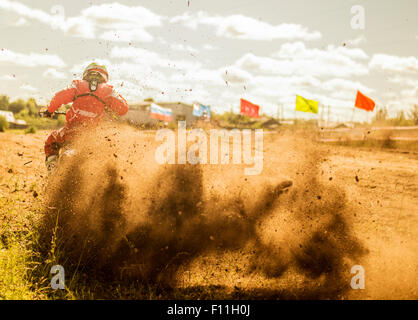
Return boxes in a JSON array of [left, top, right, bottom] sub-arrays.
[[0, 110, 27, 128], [0, 110, 15, 123], [261, 118, 280, 129], [279, 120, 295, 125], [123, 101, 203, 126]]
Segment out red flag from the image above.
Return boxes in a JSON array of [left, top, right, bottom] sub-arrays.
[[240, 98, 260, 118], [355, 90, 375, 112]]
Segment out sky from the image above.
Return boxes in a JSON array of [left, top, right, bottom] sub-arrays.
[[0, 0, 417, 122]]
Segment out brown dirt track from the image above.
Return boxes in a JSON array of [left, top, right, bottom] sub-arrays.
[[0, 125, 417, 299]]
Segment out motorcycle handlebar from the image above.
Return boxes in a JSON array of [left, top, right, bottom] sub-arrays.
[[38, 110, 67, 118]]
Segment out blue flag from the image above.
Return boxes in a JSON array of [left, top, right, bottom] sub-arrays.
[[193, 104, 211, 118]]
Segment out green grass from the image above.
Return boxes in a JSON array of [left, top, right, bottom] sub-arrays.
[[0, 209, 71, 300], [0, 194, 47, 299], [0, 239, 34, 299], [23, 116, 65, 130], [0, 116, 9, 132], [0, 231, 52, 300], [0, 191, 80, 300], [25, 126, 37, 134], [3, 128, 26, 134]]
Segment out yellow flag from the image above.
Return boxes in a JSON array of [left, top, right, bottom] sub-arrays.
[[295, 95, 318, 114]]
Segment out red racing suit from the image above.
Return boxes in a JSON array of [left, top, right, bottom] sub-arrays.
[[44, 80, 129, 157]]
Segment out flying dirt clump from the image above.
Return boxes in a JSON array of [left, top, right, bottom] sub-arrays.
[[36, 122, 367, 298]]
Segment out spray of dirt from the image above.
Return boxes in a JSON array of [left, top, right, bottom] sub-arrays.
[[36, 122, 367, 299]]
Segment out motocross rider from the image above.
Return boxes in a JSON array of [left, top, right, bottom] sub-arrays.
[[42, 63, 129, 170]]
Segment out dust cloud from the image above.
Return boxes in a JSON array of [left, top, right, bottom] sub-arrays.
[[36, 122, 367, 299]]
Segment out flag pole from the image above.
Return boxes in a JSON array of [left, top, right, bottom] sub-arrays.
[[294, 95, 297, 124], [369, 105, 374, 125], [351, 107, 356, 124], [327, 105, 330, 127], [317, 102, 324, 127]]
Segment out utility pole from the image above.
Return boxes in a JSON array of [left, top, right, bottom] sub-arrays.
[[316, 103, 324, 128], [327, 105, 330, 127]]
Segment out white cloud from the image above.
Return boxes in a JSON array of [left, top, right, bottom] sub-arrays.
[[382, 92, 398, 100], [321, 78, 372, 95], [388, 76, 418, 88], [110, 46, 201, 71], [344, 35, 367, 47], [0, 1, 163, 42], [221, 66, 252, 84], [100, 29, 153, 42], [0, 75, 16, 81], [101, 43, 373, 114], [0, 48, 66, 68], [218, 49, 373, 115], [170, 11, 321, 41], [170, 68, 224, 87], [14, 17, 28, 26], [20, 84, 37, 92], [234, 42, 369, 78], [108, 46, 230, 102], [202, 44, 219, 51], [246, 75, 362, 107], [110, 46, 159, 62], [400, 87, 417, 98], [275, 41, 368, 61], [43, 68, 67, 79], [169, 43, 198, 54], [0, 0, 54, 26], [370, 54, 418, 73]]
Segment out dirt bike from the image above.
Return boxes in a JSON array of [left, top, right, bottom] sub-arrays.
[[39, 108, 77, 173], [39, 108, 67, 119], [39, 107, 123, 173]]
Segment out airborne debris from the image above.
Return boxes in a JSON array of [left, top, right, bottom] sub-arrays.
[[35, 124, 367, 299]]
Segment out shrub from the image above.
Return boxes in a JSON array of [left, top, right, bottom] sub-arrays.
[[8, 99, 26, 114], [0, 116, 9, 132], [0, 95, 9, 111], [25, 126, 37, 134], [57, 115, 66, 127], [409, 105, 418, 125]]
